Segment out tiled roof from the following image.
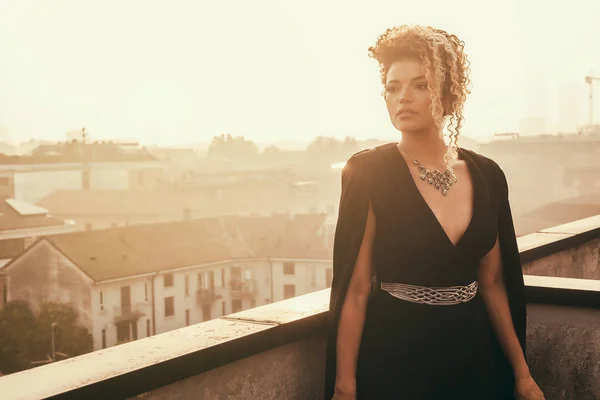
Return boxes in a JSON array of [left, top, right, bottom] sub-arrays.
[[45, 213, 330, 281]]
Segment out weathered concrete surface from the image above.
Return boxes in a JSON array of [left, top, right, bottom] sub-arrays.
[[527, 304, 600, 400], [523, 237, 600, 279], [133, 304, 600, 400], [133, 334, 326, 400], [0, 318, 271, 400]]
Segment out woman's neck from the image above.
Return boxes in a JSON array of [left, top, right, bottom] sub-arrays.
[[397, 133, 448, 168]]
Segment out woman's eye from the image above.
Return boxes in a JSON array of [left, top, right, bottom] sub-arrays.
[[385, 86, 399, 93], [416, 84, 428, 90]]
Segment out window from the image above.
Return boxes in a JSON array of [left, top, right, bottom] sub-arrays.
[[232, 299, 242, 313], [202, 305, 211, 322], [144, 283, 148, 302], [283, 262, 295, 275], [185, 309, 190, 326], [102, 329, 106, 349], [164, 296, 175, 317], [283, 284, 295, 300], [164, 273, 174, 287], [221, 301, 226, 316], [116, 321, 137, 343], [326, 268, 333, 288], [221, 269, 225, 287], [185, 275, 189, 296], [146, 319, 151, 337], [100, 291, 104, 311]]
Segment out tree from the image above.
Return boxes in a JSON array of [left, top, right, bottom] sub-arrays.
[[31, 303, 93, 363], [0, 301, 93, 375], [207, 134, 259, 160], [0, 300, 36, 374], [262, 145, 282, 157], [307, 135, 358, 160]]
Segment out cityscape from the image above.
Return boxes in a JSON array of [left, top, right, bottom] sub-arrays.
[[0, 1, 599, 399]]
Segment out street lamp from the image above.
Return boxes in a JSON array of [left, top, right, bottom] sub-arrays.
[[51, 322, 58, 361]]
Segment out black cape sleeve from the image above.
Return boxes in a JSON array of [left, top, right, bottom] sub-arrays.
[[324, 148, 376, 399], [484, 156, 527, 399], [323, 148, 527, 400]]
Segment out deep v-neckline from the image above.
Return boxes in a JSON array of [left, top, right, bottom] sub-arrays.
[[390, 143, 478, 250]]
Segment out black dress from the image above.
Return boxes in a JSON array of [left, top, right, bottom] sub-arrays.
[[324, 143, 527, 400]]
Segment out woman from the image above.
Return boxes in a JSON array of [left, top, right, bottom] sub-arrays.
[[324, 25, 545, 400]]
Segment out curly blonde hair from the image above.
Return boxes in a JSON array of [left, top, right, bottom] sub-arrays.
[[367, 25, 471, 169]]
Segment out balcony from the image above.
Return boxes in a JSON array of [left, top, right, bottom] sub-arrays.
[[230, 278, 257, 299], [196, 287, 221, 306], [0, 215, 599, 399], [113, 303, 146, 323]]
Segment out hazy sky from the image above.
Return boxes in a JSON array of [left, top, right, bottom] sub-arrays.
[[1, 0, 599, 146]]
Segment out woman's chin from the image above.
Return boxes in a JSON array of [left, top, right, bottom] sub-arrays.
[[395, 121, 425, 133]]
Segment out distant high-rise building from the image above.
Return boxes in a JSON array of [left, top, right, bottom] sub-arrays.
[[557, 82, 582, 133]]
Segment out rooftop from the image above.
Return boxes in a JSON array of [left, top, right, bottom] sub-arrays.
[[0, 140, 157, 165], [0, 199, 66, 231], [515, 193, 600, 235], [2, 213, 330, 282], [36, 183, 302, 218]]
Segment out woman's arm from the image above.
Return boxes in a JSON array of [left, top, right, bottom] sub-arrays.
[[478, 234, 529, 378], [334, 202, 376, 395]]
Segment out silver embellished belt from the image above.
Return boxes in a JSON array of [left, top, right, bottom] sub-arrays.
[[380, 280, 478, 305]]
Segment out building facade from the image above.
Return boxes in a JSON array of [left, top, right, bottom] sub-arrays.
[[1, 214, 332, 350]]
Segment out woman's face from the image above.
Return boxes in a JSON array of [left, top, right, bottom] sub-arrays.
[[384, 59, 436, 133]]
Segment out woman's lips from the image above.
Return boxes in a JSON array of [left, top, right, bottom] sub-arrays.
[[397, 112, 416, 119]]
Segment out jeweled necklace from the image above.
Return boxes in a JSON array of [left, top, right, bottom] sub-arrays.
[[397, 144, 457, 197]]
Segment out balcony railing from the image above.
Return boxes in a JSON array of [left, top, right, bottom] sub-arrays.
[[230, 279, 257, 299], [0, 215, 599, 399], [113, 303, 146, 323], [196, 287, 221, 305]]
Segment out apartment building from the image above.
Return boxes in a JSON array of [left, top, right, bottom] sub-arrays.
[[0, 214, 332, 350]]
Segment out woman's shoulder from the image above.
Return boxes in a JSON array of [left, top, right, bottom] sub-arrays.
[[460, 147, 503, 175], [344, 142, 395, 169], [460, 147, 508, 193]]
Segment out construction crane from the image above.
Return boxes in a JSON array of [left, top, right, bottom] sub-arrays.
[[585, 74, 600, 132]]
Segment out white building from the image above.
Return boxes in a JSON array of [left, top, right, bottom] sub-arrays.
[[0, 141, 163, 204], [0, 214, 332, 350]]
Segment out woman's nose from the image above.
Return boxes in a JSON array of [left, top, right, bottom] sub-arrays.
[[398, 88, 411, 103], [398, 92, 411, 103]]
